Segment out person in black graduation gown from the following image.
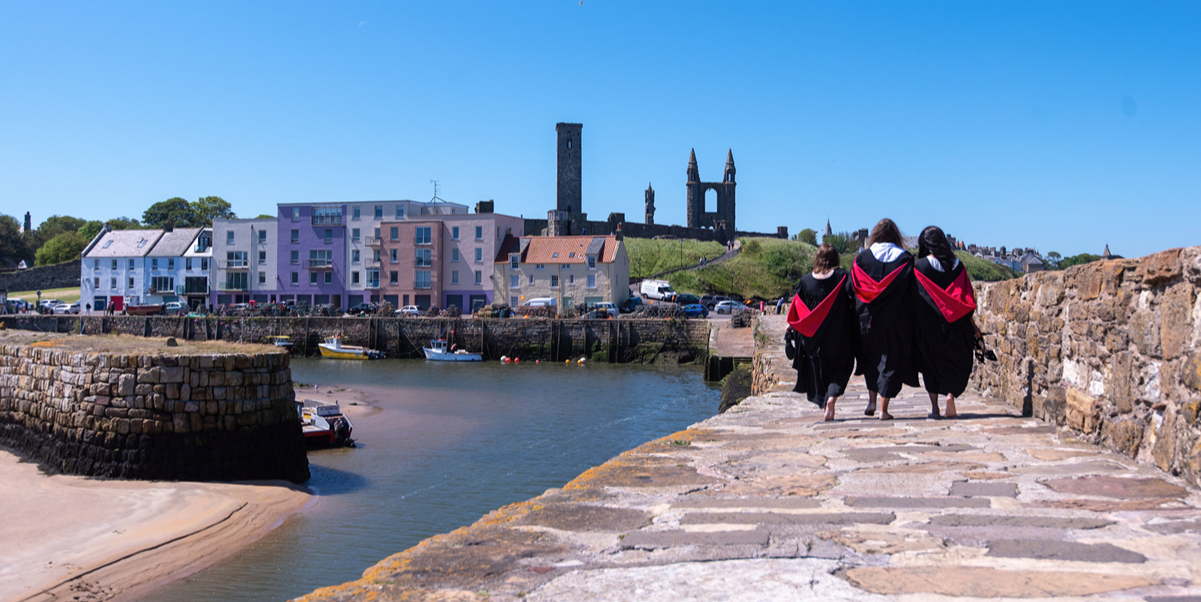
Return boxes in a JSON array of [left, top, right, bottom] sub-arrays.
[[852, 218, 918, 420], [912, 226, 983, 419], [784, 244, 858, 421]]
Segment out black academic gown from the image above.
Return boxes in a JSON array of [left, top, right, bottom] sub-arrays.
[[912, 257, 976, 397], [784, 268, 858, 407], [853, 249, 918, 398]]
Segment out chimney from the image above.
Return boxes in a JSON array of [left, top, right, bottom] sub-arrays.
[[615, 223, 624, 241], [475, 200, 494, 214], [163, 222, 174, 232]]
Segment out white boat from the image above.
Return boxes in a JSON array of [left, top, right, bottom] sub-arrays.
[[297, 399, 354, 447], [318, 336, 384, 360], [423, 339, 482, 362]]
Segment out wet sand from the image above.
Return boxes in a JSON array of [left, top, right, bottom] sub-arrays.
[[0, 386, 382, 602]]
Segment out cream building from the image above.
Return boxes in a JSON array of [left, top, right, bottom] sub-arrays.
[[492, 235, 630, 309]]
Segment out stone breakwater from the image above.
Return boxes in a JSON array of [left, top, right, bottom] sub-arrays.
[[0, 337, 309, 483], [971, 246, 1201, 487]]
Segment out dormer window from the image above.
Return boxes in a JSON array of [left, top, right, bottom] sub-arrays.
[[510, 255, 519, 269], [587, 255, 596, 269]]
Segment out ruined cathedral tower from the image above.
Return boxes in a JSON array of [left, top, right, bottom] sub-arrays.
[[645, 184, 655, 225], [685, 149, 737, 234], [556, 123, 583, 214]]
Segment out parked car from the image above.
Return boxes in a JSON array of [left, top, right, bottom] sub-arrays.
[[675, 293, 700, 306], [714, 300, 742, 315], [592, 302, 619, 313], [619, 296, 643, 313], [52, 303, 75, 315], [350, 302, 379, 315], [682, 303, 709, 318], [701, 295, 733, 309], [639, 279, 676, 301], [525, 297, 557, 307], [163, 301, 184, 315], [397, 305, 420, 317]]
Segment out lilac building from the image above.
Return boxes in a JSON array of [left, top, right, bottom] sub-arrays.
[[276, 203, 349, 309]]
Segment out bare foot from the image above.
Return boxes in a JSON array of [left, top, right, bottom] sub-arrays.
[[824, 404, 836, 422], [879, 412, 894, 421], [945, 396, 958, 419]]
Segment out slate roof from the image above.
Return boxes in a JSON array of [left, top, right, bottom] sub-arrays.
[[496, 235, 621, 264], [148, 228, 204, 257], [84, 229, 164, 258]]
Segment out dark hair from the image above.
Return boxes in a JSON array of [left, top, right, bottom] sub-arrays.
[[812, 243, 839, 273], [917, 225, 957, 268], [867, 218, 904, 247]]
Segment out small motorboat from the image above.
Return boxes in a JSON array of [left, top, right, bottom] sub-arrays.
[[266, 335, 294, 353], [318, 336, 384, 360], [297, 399, 354, 447], [423, 339, 482, 362]]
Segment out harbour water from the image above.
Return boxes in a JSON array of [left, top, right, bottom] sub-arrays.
[[146, 358, 720, 601]]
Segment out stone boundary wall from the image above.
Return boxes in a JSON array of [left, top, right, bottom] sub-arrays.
[[971, 246, 1201, 486], [0, 341, 310, 482], [0, 315, 711, 365], [0, 259, 81, 293], [522, 220, 784, 242]]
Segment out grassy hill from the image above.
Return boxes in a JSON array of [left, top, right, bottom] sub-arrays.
[[624, 238, 727, 279]]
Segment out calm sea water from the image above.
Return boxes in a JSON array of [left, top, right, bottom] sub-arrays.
[[145, 358, 720, 601]]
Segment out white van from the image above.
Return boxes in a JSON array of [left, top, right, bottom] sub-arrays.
[[525, 297, 557, 307], [640, 279, 676, 301]]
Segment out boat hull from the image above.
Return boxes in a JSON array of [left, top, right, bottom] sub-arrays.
[[423, 348, 482, 362], [319, 344, 380, 360]]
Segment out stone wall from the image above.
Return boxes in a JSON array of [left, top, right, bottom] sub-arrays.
[[971, 246, 1201, 486], [0, 259, 82, 293], [522, 219, 784, 243], [0, 340, 310, 482], [0, 315, 711, 365]]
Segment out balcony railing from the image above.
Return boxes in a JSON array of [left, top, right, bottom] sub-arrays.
[[305, 259, 333, 270], [414, 282, 432, 290], [217, 281, 248, 291], [311, 215, 343, 225], [364, 236, 381, 247], [414, 260, 433, 268], [365, 282, 381, 290], [224, 259, 249, 270], [175, 284, 210, 295]]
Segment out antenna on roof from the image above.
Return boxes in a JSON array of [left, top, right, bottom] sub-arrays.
[[430, 180, 447, 204]]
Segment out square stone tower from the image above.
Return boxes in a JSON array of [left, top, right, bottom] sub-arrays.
[[556, 123, 583, 214]]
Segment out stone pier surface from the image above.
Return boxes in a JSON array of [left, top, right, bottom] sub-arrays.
[[300, 315, 1201, 601]]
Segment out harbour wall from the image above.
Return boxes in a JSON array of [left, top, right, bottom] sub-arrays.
[[0, 340, 310, 482], [971, 246, 1201, 486], [0, 315, 712, 364]]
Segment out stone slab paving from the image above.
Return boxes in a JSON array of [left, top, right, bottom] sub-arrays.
[[299, 317, 1201, 602]]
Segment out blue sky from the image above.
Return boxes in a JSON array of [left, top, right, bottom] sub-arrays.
[[1, 1, 1197, 258]]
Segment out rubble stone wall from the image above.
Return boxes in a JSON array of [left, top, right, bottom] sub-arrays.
[[0, 342, 309, 482], [971, 246, 1201, 486], [0, 259, 81, 293]]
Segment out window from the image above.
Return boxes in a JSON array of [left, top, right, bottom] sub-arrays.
[[374, 227, 380, 240], [110, 277, 116, 289], [111, 259, 117, 269], [291, 229, 299, 243], [352, 250, 360, 263], [366, 269, 379, 288], [372, 249, 381, 263], [309, 250, 332, 268], [511, 296, 520, 307], [201, 258, 208, 270], [312, 207, 341, 225], [352, 228, 360, 241], [129, 276, 135, 288], [528, 274, 534, 285], [258, 230, 267, 243], [227, 231, 235, 244], [551, 275, 559, 289], [186, 258, 192, 270], [451, 249, 459, 262], [151, 276, 174, 291], [259, 251, 266, 264], [395, 205, 404, 218], [588, 255, 596, 269], [128, 259, 134, 269], [568, 252, 575, 258], [552, 252, 559, 259], [561, 264, 570, 269], [587, 274, 596, 288], [474, 226, 483, 240], [291, 272, 299, 285], [389, 271, 399, 285], [415, 270, 431, 289], [151, 258, 159, 270], [324, 229, 332, 243], [415, 226, 432, 245], [452, 271, 459, 285], [510, 275, 519, 288], [353, 206, 361, 219], [310, 272, 318, 284], [474, 271, 482, 285], [324, 272, 332, 284], [390, 226, 398, 241], [291, 208, 300, 221], [452, 226, 459, 240], [259, 271, 266, 284], [374, 206, 383, 219], [535, 264, 545, 270], [94, 277, 99, 288], [225, 272, 247, 291], [227, 251, 247, 267], [352, 271, 360, 284], [167, 258, 175, 270], [474, 248, 482, 262], [390, 248, 398, 263], [568, 274, 574, 285], [510, 255, 519, 269], [415, 249, 432, 267], [291, 250, 299, 264]]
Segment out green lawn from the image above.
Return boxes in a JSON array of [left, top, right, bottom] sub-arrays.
[[668, 238, 818, 300], [8, 286, 81, 305], [624, 238, 727, 279]]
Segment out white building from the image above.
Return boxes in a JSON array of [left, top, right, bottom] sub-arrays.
[[140, 227, 211, 309], [81, 226, 164, 312], [211, 218, 279, 306]]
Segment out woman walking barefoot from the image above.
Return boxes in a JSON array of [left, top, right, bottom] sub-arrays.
[[912, 226, 982, 419], [852, 219, 918, 420], [785, 244, 858, 421]]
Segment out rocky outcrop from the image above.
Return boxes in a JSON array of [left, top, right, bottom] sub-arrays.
[[972, 246, 1201, 486], [0, 341, 309, 482]]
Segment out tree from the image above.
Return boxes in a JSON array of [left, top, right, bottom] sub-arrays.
[[1059, 253, 1102, 270], [76, 220, 104, 242], [793, 228, 817, 245], [822, 231, 861, 255], [254, 214, 274, 219], [1044, 251, 1063, 270], [0, 213, 32, 267], [192, 196, 236, 223], [35, 232, 87, 265], [142, 197, 196, 228], [107, 216, 141, 230]]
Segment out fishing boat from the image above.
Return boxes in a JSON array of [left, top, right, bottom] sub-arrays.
[[318, 336, 384, 360], [297, 399, 354, 447], [423, 338, 482, 362], [266, 335, 294, 353]]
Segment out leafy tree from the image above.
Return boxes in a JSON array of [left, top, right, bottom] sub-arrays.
[[254, 214, 274, 219], [1059, 253, 1102, 270], [76, 220, 104, 242], [142, 197, 196, 228], [107, 216, 141, 230], [0, 214, 33, 267], [192, 196, 236, 223], [822, 231, 861, 255], [37, 215, 88, 239], [34, 232, 87, 266], [1044, 251, 1062, 270], [793, 228, 817, 245]]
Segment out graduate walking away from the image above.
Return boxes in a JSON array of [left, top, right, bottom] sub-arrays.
[[912, 226, 983, 419], [785, 244, 858, 421], [852, 218, 918, 420]]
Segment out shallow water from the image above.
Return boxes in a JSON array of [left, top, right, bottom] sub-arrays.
[[146, 358, 720, 601]]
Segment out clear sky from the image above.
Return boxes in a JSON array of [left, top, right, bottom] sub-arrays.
[[1, 1, 1197, 258]]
